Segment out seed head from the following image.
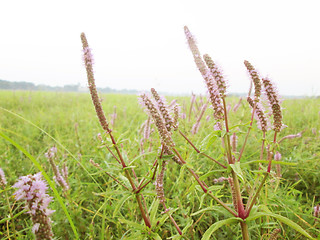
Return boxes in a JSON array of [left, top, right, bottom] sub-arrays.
[[81, 32, 110, 132], [269, 228, 281, 240], [262, 77, 283, 132], [244, 60, 262, 102], [139, 94, 175, 148], [184, 26, 224, 120], [45, 147, 69, 191], [247, 97, 269, 132], [204, 54, 227, 97], [151, 88, 174, 132]]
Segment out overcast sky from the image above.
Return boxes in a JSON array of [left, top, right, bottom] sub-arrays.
[[1, 0, 319, 96]]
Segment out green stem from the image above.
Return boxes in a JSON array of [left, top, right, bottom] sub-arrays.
[[240, 221, 250, 240], [260, 132, 266, 160], [5, 190, 16, 238], [107, 132, 151, 228], [237, 104, 256, 162], [222, 98, 233, 164], [245, 173, 269, 217]]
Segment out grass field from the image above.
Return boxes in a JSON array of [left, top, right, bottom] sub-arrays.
[[0, 90, 320, 239]]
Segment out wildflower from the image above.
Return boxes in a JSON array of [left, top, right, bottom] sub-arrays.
[[184, 26, 224, 121], [90, 159, 101, 168], [143, 117, 151, 140], [45, 147, 69, 191], [312, 128, 317, 135], [230, 132, 238, 153], [151, 88, 174, 131], [278, 131, 303, 143], [244, 60, 262, 102], [204, 54, 227, 97], [0, 167, 7, 187], [274, 152, 281, 161], [139, 93, 175, 148], [168, 99, 177, 109], [191, 103, 207, 134], [233, 97, 242, 112], [247, 97, 269, 132], [97, 133, 103, 142], [13, 172, 54, 240], [189, 93, 196, 120], [81, 32, 110, 132], [262, 77, 283, 132], [269, 228, 281, 240], [213, 176, 228, 184], [44, 146, 57, 159], [314, 205, 320, 218], [173, 104, 180, 131], [155, 161, 168, 204], [214, 122, 222, 131]]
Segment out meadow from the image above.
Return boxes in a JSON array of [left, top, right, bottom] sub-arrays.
[[0, 90, 319, 239]]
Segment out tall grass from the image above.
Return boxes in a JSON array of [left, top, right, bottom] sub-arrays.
[[0, 90, 319, 239], [0, 26, 320, 239]]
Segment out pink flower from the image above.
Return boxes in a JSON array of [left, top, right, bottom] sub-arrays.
[[0, 167, 7, 187], [274, 152, 282, 161], [83, 46, 94, 65], [13, 172, 54, 239]]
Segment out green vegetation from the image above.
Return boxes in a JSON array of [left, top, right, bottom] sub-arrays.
[[0, 90, 320, 239]]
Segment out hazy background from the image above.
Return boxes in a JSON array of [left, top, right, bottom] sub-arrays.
[[1, 0, 319, 96]]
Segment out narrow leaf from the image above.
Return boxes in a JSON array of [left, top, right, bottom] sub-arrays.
[[201, 217, 242, 240], [246, 212, 314, 239]]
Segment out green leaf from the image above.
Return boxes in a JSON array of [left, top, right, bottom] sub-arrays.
[[229, 121, 251, 130], [191, 206, 233, 217], [243, 159, 297, 166], [199, 132, 218, 151], [113, 193, 132, 218], [148, 198, 160, 225], [119, 218, 144, 231], [182, 218, 193, 234], [151, 233, 162, 240], [158, 208, 179, 227], [201, 217, 242, 240], [229, 162, 244, 182], [246, 212, 315, 239]]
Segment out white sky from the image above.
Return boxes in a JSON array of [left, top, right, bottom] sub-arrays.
[[1, 0, 320, 96]]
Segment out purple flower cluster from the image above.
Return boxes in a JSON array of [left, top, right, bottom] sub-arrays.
[[151, 88, 175, 131], [0, 167, 7, 187], [139, 93, 175, 148], [45, 147, 69, 192], [83, 46, 94, 66], [244, 60, 262, 102], [184, 26, 224, 121], [262, 77, 283, 132], [204, 54, 227, 98], [13, 172, 54, 239]]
